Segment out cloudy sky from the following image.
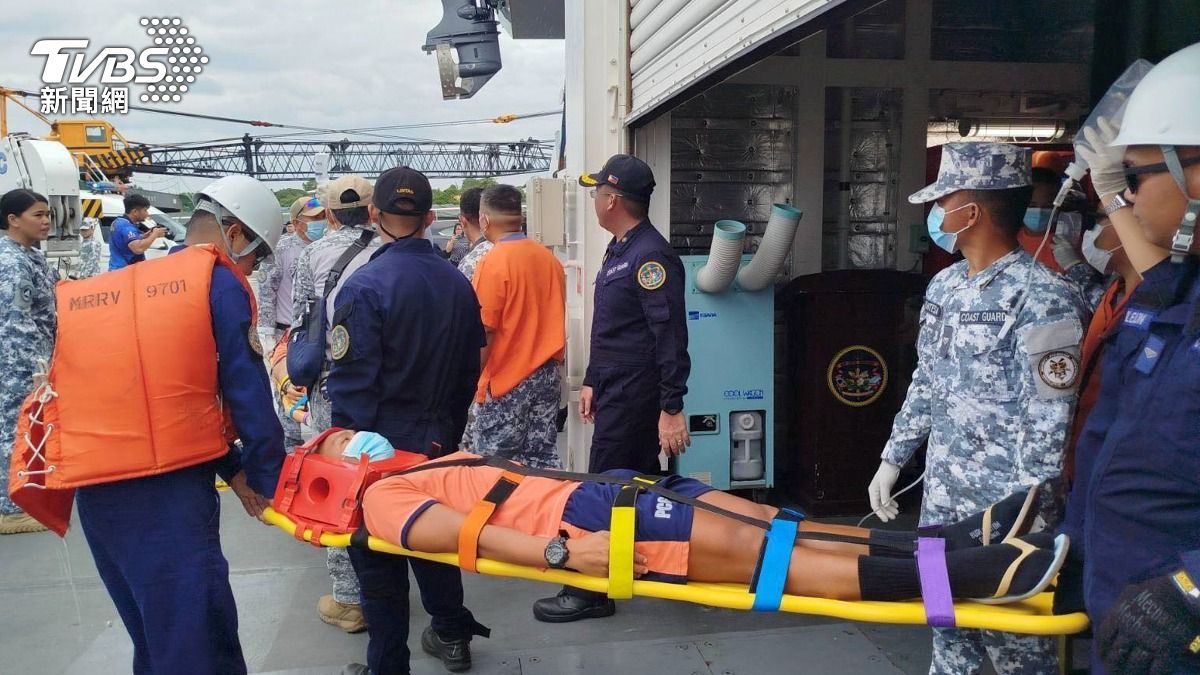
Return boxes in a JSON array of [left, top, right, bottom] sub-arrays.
[[0, 0, 565, 192]]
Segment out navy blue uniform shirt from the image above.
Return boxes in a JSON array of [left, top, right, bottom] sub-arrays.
[[1062, 257, 1200, 631], [328, 237, 484, 455], [584, 220, 690, 411], [170, 246, 285, 496]]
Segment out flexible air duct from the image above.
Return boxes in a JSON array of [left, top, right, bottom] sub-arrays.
[[695, 219, 747, 294], [736, 203, 802, 292]]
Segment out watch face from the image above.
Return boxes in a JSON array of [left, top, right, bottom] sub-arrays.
[[545, 539, 568, 567]]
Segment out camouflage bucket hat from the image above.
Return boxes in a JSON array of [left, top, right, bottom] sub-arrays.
[[908, 142, 1033, 204]]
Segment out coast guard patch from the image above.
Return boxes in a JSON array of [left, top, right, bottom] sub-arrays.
[[331, 325, 350, 361], [637, 261, 666, 290], [1037, 351, 1078, 390], [248, 327, 263, 356]]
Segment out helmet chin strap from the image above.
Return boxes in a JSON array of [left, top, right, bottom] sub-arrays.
[[1163, 145, 1200, 263], [199, 197, 259, 261]]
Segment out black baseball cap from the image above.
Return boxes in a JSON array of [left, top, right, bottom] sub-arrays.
[[373, 166, 433, 216], [579, 154, 655, 203]]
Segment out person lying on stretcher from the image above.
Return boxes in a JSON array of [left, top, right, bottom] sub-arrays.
[[316, 430, 1069, 604]]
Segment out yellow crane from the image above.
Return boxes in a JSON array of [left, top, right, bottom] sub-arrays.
[[0, 87, 148, 181]]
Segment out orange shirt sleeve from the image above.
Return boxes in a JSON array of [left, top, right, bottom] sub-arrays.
[[362, 476, 440, 549], [471, 253, 506, 332]]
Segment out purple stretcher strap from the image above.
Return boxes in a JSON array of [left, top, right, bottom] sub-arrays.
[[915, 537, 956, 628]]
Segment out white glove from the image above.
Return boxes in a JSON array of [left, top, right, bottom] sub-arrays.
[[1052, 235, 1084, 271], [1075, 118, 1126, 198], [868, 460, 902, 523]]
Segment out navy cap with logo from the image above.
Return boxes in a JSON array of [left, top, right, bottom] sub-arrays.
[[373, 166, 433, 216], [579, 153, 656, 203]]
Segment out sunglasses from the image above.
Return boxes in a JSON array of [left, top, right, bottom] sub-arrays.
[[587, 188, 623, 200], [1123, 154, 1200, 194]]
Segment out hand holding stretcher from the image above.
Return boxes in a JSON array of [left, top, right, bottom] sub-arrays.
[[265, 429, 1089, 636]]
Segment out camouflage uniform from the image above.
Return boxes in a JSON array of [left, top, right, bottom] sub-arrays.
[[886, 143, 1089, 675], [290, 225, 378, 605], [457, 238, 494, 282], [75, 234, 103, 279], [1062, 262, 1107, 310], [467, 360, 562, 469], [0, 237, 57, 514], [455, 237, 496, 452], [257, 232, 307, 453]]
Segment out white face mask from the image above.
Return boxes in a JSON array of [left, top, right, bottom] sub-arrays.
[[1082, 224, 1123, 274]]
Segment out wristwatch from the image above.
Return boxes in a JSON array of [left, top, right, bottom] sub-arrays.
[[663, 407, 682, 416], [544, 532, 570, 569], [1103, 193, 1130, 216]]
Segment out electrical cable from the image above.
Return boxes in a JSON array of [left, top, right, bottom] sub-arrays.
[[857, 470, 927, 527]]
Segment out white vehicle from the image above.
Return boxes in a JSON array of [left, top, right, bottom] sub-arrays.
[[0, 133, 83, 261], [80, 189, 184, 268]]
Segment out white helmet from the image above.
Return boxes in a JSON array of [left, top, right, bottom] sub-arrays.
[[1113, 42, 1200, 147], [194, 175, 284, 256]]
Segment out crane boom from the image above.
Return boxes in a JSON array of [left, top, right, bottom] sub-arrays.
[[108, 134, 553, 181]]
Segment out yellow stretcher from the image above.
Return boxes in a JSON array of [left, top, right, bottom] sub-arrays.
[[263, 508, 1089, 636]]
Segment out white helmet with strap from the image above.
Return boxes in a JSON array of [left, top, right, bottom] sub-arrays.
[[194, 175, 283, 257], [1112, 41, 1200, 262]]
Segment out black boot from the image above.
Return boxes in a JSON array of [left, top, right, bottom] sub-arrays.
[[531, 587, 616, 623], [421, 625, 472, 672]]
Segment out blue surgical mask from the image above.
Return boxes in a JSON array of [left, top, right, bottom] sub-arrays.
[[1022, 208, 1053, 233], [926, 202, 976, 254], [342, 431, 395, 462], [306, 220, 327, 240]]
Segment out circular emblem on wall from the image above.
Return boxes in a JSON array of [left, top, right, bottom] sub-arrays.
[[827, 345, 888, 407], [1038, 351, 1078, 390]]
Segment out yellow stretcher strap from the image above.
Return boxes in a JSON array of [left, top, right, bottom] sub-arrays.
[[264, 509, 1090, 636], [458, 470, 523, 573], [608, 484, 640, 600]]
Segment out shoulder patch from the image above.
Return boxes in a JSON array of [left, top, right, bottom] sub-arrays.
[[248, 326, 264, 356], [1037, 351, 1078, 390], [330, 324, 350, 361], [637, 261, 666, 290]]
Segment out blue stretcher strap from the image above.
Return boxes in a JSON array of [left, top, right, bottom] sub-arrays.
[[750, 508, 805, 612], [915, 537, 956, 628], [287, 395, 309, 418]]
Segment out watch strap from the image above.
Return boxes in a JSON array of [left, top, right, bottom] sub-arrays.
[[1103, 194, 1129, 216]]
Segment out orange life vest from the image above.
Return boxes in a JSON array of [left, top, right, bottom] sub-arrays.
[[8, 245, 255, 535]]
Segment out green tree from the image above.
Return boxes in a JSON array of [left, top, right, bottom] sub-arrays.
[[302, 179, 317, 191], [433, 183, 461, 206], [461, 177, 498, 191], [179, 193, 194, 211], [274, 187, 308, 207]]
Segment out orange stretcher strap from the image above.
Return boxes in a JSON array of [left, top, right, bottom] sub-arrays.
[[458, 470, 524, 573]]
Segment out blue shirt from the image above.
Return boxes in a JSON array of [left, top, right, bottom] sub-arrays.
[[328, 237, 484, 455], [585, 220, 690, 411], [169, 246, 284, 495], [108, 216, 145, 271], [1062, 257, 1200, 630]]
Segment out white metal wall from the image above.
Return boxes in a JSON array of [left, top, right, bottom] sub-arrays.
[[628, 0, 841, 123]]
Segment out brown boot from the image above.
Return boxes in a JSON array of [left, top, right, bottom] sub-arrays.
[[0, 512, 49, 535], [318, 594, 367, 633]]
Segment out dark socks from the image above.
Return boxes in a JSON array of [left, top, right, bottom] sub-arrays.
[[867, 487, 1037, 558], [857, 533, 1057, 602], [867, 529, 918, 558], [858, 556, 921, 601]]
